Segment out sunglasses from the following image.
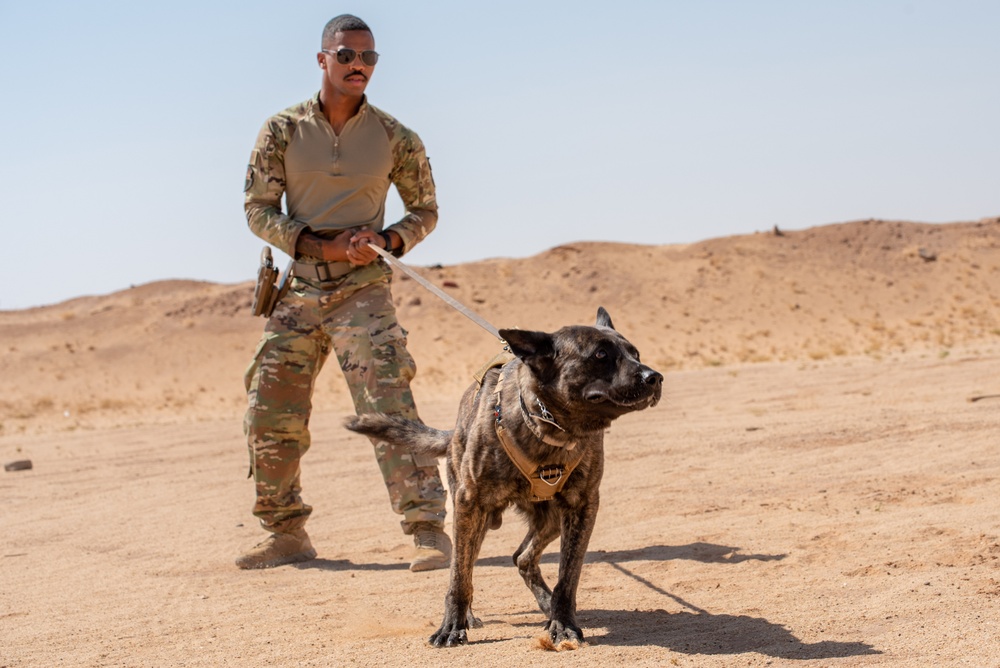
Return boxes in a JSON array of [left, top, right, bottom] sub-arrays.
[[322, 48, 379, 67]]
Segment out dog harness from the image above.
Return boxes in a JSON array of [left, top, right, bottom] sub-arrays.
[[490, 364, 585, 502]]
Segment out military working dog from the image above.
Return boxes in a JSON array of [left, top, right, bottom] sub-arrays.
[[346, 307, 662, 648]]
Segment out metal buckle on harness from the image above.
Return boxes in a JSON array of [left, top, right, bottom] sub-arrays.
[[537, 465, 564, 487]]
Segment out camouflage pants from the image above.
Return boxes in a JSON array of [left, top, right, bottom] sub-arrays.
[[243, 261, 446, 535]]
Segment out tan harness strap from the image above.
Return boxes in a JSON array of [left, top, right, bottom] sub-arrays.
[[474, 348, 515, 387], [493, 369, 584, 502]]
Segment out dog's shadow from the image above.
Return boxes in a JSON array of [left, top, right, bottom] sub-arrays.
[[580, 608, 880, 659], [488, 543, 878, 660]]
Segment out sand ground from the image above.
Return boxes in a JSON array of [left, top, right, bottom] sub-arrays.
[[2, 219, 999, 666]]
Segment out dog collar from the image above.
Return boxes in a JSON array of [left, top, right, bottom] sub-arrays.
[[518, 393, 577, 450]]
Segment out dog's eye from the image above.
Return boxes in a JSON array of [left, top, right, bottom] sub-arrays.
[[594, 349, 607, 360]]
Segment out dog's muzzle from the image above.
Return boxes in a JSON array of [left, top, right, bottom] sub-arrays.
[[584, 366, 663, 408]]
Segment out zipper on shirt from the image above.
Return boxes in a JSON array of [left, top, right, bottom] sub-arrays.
[[326, 104, 364, 175]]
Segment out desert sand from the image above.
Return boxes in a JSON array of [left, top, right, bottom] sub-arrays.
[[1, 218, 999, 667]]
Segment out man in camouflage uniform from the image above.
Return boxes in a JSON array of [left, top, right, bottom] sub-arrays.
[[237, 14, 450, 571]]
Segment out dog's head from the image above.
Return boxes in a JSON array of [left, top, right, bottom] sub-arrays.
[[499, 307, 663, 431]]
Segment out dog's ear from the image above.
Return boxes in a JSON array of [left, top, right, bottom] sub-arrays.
[[596, 306, 616, 330], [499, 328, 556, 379]]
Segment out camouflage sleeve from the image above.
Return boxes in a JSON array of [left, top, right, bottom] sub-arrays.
[[243, 116, 308, 257], [386, 128, 438, 256]]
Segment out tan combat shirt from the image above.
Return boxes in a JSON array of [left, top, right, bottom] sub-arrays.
[[244, 93, 437, 275]]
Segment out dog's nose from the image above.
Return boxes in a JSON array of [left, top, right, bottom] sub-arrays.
[[641, 367, 663, 387]]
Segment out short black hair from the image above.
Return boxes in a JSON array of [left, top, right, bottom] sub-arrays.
[[322, 14, 372, 46]]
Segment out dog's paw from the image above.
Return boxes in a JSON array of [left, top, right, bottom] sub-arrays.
[[429, 625, 468, 648], [543, 619, 584, 649]]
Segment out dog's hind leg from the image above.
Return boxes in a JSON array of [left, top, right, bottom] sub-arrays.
[[429, 501, 491, 648], [512, 505, 561, 616]]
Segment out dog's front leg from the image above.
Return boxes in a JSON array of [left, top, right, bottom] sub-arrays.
[[546, 497, 599, 645], [429, 501, 490, 648]]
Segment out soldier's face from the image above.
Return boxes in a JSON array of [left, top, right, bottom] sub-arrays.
[[319, 30, 376, 98]]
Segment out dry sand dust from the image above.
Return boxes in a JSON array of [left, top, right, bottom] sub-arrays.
[[2, 219, 999, 667]]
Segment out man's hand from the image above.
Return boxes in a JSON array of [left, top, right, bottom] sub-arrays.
[[295, 229, 355, 262], [295, 228, 396, 265], [347, 229, 386, 266]]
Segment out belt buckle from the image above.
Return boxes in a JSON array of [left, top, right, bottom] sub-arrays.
[[315, 262, 332, 282], [293, 261, 331, 282]]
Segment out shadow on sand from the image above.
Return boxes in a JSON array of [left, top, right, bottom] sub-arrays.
[[292, 558, 410, 572], [581, 607, 879, 660], [486, 542, 879, 660], [475, 541, 786, 568]]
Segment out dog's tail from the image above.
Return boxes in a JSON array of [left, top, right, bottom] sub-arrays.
[[344, 413, 451, 458]]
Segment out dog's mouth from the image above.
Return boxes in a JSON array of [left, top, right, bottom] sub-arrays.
[[584, 387, 661, 409]]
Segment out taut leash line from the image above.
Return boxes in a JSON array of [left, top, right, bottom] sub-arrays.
[[369, 244, 502, 340]]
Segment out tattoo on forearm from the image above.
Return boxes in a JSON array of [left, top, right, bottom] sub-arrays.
[[296, 233, 324, 258]]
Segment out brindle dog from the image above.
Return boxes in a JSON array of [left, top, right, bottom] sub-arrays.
[[345, 307, 662, 648]]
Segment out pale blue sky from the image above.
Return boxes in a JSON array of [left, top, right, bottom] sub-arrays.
[[1, 0, 997, 310]]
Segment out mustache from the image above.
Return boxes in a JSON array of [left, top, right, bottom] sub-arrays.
[[344, 71, 368, 81]]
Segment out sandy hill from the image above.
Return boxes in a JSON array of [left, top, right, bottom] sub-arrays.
[[1, 217, 998, 435]]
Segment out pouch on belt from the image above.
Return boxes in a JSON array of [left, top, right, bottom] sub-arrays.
[[251, 246, 290, 317]]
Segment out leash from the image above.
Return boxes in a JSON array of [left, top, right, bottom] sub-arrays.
[[369, 244, 503, 340]]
